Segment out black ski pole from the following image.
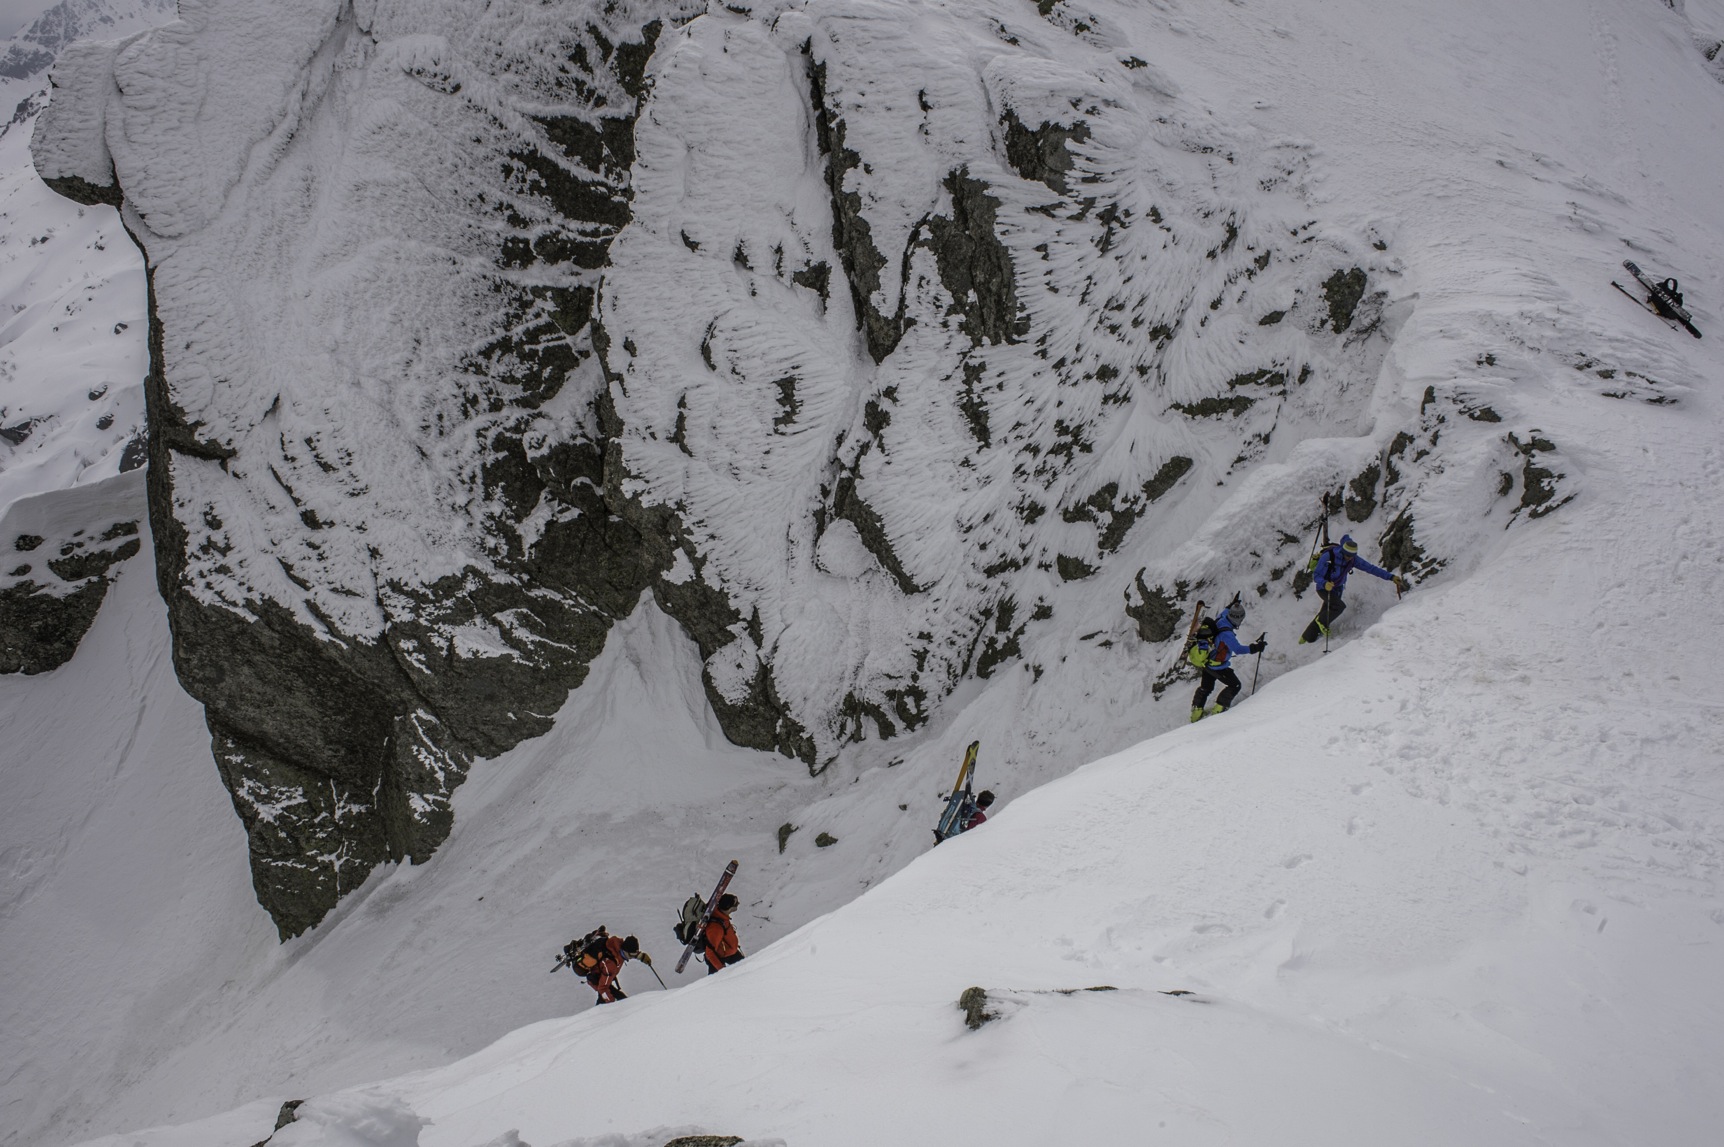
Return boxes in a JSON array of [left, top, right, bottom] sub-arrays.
[[1251, 636, 1264, 696], [638, 954, 668, 989]]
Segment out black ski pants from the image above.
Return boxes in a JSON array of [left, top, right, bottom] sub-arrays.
[[705, 951, 745, 976], [1300, 588, 1346, 644], [1193, 665, 1242, 711]]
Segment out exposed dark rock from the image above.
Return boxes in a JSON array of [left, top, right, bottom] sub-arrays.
[[923, 168, 1027, 346], [792, 258, 831, 303], [958, 985, 996, 1030], [246, 1098, 304, 1147], [42, 172, 122, 208], [1125, 569, 1182, 643], [663, 1137, 744, 1147], [815, 831, 837, 847], [1056, 554, 1097, 581], [958, 359, 990, 446], [777, 822, 797, 852], [1000, 108, 1090, 194], [1172, 394, 1255, 418], [1142, 455, 1194, 502], [810, 59, 900, 362], [1344, 463, 1380, 522], [1322, 267, 1368, 332], [1, 515, 140, 676], [1377, 508, 1425, 573]]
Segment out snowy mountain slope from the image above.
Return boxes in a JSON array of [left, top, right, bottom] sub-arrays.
[[0, 121, 147, 671], [5, 0, 1724, 1143], [26, 0, 1541, 942], [85, 388, 1724, 1146]]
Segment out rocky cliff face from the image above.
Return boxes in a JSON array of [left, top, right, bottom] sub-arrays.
[[32, 0, 1561, 936]]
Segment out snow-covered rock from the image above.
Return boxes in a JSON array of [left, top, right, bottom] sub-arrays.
[[28, 0, 1555, 938], [0, 1, 169, 673], [5, 0, 1724, 1143], [33, 0, 704, 937]]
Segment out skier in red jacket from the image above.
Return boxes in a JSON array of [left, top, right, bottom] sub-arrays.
[[962, 790, 995, 831], [703, 894, 746, 975], [564, 931, 643, 1004]]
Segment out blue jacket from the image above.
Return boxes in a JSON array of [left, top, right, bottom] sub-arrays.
[[1203, 616, 1252, 669], [1313, 545, 1393, 593]]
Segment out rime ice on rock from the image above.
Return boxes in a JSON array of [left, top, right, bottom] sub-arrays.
[[29, 0, 1552, 936]]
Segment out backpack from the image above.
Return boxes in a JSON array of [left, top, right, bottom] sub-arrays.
[[564, 927, 609, 975], [1310, 543, 1349, 584], [673, 893, 708, 952], [1186, 618, 1220, 668]]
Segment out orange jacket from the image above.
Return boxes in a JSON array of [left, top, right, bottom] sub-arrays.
[[704, 910, 741, 965]]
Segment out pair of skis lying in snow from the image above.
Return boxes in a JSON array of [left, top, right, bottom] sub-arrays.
[[1613, 260, 1702, 339]]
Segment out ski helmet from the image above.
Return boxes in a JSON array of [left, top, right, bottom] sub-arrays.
[[1340, 535, 1359, 553], [1225, 601, 1246, 626]]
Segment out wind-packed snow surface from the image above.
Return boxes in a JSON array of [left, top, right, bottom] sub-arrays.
[[5, 0, 1724, 1143]]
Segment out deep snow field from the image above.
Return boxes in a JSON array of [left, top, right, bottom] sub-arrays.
[[4, 0, 1724, 1144]]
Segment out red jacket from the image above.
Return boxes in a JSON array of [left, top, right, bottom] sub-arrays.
[[704, 910, 741, 969], [962, 808, 987, 831], [587, 936, 629, 1000]]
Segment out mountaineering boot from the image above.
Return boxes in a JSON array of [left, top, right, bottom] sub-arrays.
[[1190, 707, 1205, 723], [1205, 705, 1226, 717]]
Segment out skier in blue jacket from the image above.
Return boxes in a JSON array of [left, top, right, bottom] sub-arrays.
[[1298, 535, 1405, 645], [1191, 601, 1265, 722]]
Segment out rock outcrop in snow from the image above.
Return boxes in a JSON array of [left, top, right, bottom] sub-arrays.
[[31, 0, 1570, 936]]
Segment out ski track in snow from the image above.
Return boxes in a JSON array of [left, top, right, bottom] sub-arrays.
[[5, 0, 1724, 1144]]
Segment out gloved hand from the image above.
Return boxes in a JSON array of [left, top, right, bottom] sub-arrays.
[[1323, 580, 1334, 591], [1249, 638, 1267, 654], [1393, 575, 1407, 593], [636, 952, 653, 966]]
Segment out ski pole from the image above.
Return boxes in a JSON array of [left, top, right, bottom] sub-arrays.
[[1251, 639, 1264, 696], [637, 953, 668, 990]]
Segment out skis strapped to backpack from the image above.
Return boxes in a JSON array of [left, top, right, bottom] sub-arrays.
[[1188, 593, 1242, 669], [932, 740, 981, 845], [1304, 494, 1332, 576], [674, 860, 739, 973], [551, 925, 609, 975], [1178, 598, 1208, 665]]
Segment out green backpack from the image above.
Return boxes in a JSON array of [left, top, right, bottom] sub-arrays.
[[1186, 619, 1220, 668]]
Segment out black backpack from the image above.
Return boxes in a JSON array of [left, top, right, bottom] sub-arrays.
[[563, 926, 609, 975], [673, 893, 708, 952]]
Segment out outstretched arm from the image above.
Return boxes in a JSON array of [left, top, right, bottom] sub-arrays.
[[1353, 556, 1394, 581]]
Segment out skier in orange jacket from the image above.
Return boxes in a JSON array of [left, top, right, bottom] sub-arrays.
[[703, 894, 746, 975]]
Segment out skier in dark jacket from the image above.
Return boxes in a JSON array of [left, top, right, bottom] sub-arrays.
[[1191, 601, 1265, 722], [703, 894, 745, 975], [1298, 535, 1405, 645], [962, 790, 995, 831]]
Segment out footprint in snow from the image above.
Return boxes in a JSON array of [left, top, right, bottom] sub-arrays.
[[1282, 853, 1313, 869]]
